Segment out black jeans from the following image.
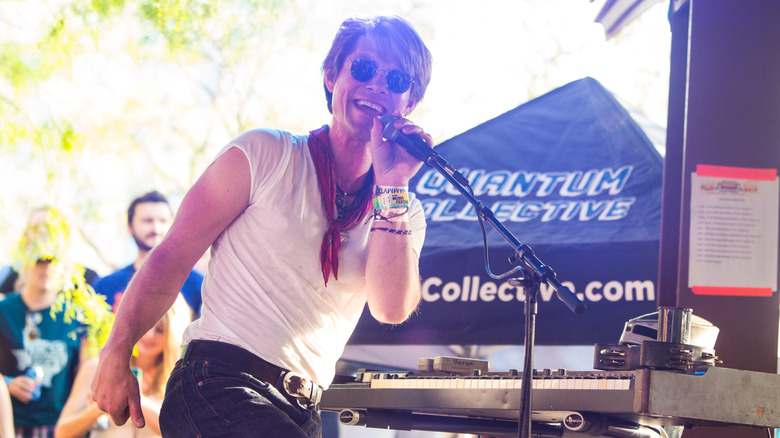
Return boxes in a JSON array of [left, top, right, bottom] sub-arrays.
[[159, 357, 321, 437]]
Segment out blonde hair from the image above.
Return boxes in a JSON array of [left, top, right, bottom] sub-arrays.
[[133, 295, 191, 399]]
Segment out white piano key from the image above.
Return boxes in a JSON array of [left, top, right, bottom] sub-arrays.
[[560, 378, 576, 390], [368, 373, 636, 393]]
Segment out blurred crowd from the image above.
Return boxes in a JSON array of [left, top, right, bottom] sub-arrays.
[[0, 192, 203, 438]]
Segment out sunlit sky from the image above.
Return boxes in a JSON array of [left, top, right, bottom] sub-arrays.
[[0, 0, 672, 272], [266, 0, 672, 141]]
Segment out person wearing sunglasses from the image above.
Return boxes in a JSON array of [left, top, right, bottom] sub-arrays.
[[0, 207, 90, 438], [92, 15, 433, 438]]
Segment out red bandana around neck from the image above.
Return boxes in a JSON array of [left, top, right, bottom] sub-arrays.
[[308, 125, 374, 285]]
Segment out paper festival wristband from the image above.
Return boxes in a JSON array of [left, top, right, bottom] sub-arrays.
[[372, 193, 410, 210], [373, 185, 410, 222], [373, 185, 409, 196]]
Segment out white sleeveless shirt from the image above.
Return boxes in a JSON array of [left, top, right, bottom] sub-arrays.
[[182, 129, 426, 387]]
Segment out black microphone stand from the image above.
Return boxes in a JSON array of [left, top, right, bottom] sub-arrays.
[[412, 152, 587, 438]]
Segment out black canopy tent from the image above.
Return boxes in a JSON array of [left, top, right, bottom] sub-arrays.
[[348, 77, 663, 347]]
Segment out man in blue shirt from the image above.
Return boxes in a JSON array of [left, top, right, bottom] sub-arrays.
[[93, 191, 203, 318]]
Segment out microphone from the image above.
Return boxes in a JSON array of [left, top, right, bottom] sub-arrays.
[[378, 115, 437, 162], [379, 115, 469, 186]]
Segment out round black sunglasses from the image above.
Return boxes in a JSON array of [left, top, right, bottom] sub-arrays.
[[349, 58, 413, 94]]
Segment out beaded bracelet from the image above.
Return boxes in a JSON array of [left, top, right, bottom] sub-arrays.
[[373, 207, 409, 222], [371, 226, 412, 235]]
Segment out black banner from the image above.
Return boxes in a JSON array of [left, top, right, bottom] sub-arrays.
[[350, 78, 663, 346]]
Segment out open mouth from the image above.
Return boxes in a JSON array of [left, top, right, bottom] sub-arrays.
[[355, 99, 386, 115]]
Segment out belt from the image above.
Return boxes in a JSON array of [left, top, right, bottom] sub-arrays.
[[180, 340, 322, 407]]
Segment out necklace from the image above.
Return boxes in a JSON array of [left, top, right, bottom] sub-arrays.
[[335, 186, 360, 220], [335, 186, 362, 242], [308, 124, 375, 285]]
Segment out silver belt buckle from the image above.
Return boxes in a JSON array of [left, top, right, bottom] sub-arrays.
[[282, 372, 321, 407]]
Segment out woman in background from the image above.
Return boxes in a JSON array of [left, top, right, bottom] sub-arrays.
[[55, 296, 190, 438]]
